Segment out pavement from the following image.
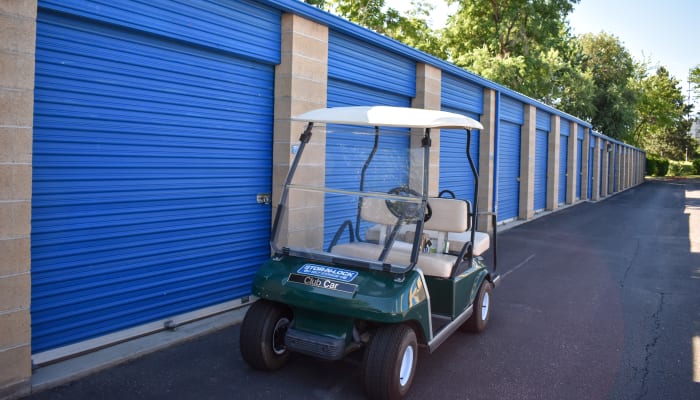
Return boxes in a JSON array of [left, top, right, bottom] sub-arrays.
[[23, 179, 700, 400]]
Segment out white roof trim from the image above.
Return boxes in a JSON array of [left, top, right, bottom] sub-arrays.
[[293, 106, 484, 130]]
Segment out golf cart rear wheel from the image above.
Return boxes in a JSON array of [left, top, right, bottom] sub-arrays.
[[461, 280, 492, 333], [239, 300, 292, 371], [363, 324, 418, 400]]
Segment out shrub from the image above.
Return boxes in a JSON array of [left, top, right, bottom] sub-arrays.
[[657, 159, 670, 176], [646, 157, 658, 176], [694, 158, 700, 175], [668, 161, 692, 176]]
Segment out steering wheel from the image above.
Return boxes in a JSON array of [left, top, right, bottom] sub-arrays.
[[438, 189, 456, 199], [385, 186, 432, 222]]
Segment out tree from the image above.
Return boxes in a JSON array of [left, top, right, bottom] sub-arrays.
[[634, 67, 694, 159], [304, 0, 444, 58], [441, 0, 591, 110], [577, 32, 637, 140], [691, 65, 700, 112]]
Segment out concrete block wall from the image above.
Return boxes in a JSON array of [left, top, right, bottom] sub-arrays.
[[411, 63, 442, 196], [0, 1, 36, 398], [519, 105, 536, 220], [546, 115, 561, 211], [272, 13, 328, 250]]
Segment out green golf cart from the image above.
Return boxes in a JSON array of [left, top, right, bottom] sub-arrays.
[[239, 106, 500, 400]]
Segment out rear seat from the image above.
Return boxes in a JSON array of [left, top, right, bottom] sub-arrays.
[[330, 196, 490, 278]]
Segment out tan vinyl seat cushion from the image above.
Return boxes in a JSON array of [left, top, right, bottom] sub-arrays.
[[331, 242, 458, 278], [333, 196, 490, 278]]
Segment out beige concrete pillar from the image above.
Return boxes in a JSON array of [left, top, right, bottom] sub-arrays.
[[591, 137, 601, 201], [477, 89, 496, 232], [601, 141, 609, 197], [566, 121, 578, 204], [581, 128, 590, 200], [0, 1, 36, 398], [546, 115, 560, 210], [411, 63, 441, 196], [273, 14, 328, 250], [519, 105, 536, 220]]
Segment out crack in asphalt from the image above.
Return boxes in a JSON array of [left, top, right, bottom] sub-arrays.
[[620, 239, 640, 288], [639, 291, 665, 400]]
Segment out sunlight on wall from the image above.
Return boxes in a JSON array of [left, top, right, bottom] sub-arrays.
[[686, 190, 700, 254], [694, 336, 700, 383]]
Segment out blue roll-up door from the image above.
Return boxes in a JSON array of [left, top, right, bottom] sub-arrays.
[[440, 108, 480, 203], [587, 138, 594, 198], [440, 73, 483, 203], [599, 145, 604, 197], [535, 130, 548, 211], [576, 138, 583, 199], [535, 110, 550, 211], [497, 96, 523, 221], [32, 0, 280, 354], [325, 31, 414, 248], [497, 121, 521, 221], [559, 135, 568, 204]]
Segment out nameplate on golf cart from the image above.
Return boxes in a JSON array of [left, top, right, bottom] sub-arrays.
[[288, 273, 358, 294], [297, 264, 358, 282]]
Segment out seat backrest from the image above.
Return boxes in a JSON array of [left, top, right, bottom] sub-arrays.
[[360, 197, 399, 225], [424, 198, 471, 233], [361, 196, 471, 232]]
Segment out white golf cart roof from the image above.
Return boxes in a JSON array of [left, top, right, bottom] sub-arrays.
[[293, 106, 484, 130]]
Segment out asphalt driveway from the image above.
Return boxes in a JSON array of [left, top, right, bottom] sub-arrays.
[[25, 179, 700, 400]]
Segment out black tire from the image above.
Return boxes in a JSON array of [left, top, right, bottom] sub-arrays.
[[363, 324, 418, 400], [461, 280, 492, 333], [239, 300, 292, 371]]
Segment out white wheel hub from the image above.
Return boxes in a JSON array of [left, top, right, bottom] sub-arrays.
[[399, 344, 414, 386], [481, 291, 490, 320]]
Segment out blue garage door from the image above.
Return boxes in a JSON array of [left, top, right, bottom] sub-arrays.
[[535, 130, 548, 211], [497, 122, 521, 221], [497, 97, 523, 221], [32, 0, 280, 354], [440, 73, 483, 203], [535, 109, 550, 211], [588, 138, 594, 198], [559, 135, 568, 204], [599, 145, 604, 197], [325, 31, 414, 248], [576, 138, 583, 199]]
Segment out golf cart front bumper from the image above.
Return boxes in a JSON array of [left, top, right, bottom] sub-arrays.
[[285, 327, 346, 360]]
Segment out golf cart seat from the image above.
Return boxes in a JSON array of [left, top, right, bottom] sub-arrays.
[[331, 197, 490, 278]]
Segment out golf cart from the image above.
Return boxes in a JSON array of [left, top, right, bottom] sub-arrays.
[[240, 106, 500, 400]]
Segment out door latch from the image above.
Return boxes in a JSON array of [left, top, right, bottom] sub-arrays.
[[256, 193, 271, 205]]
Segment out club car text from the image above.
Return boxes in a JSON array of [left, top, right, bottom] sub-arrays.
[[288, 273, 357, 294]]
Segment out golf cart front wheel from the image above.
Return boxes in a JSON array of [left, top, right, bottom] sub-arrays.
[[363, 324, 418, 400], [239, 300, 292, 371], [461, 280, 492, 333]]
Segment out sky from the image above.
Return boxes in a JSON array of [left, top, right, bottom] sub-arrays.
[[385, 0, 699, 105]]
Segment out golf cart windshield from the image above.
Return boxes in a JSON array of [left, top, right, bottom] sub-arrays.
[[271, 106, 483, 274]]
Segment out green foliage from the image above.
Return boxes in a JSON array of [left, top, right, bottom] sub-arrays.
[[632, 66, 693, 159], [305, 0, 693, 160], [577, 33, 637, 140], [691, 65, 700, 106], [657, 158, 670, 176], [668, 161, 694, 176], [306, 0, 445, 58], [693, 158, 700, 174], [441, 0, 589, 107], [646, 157, 658, 176]]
